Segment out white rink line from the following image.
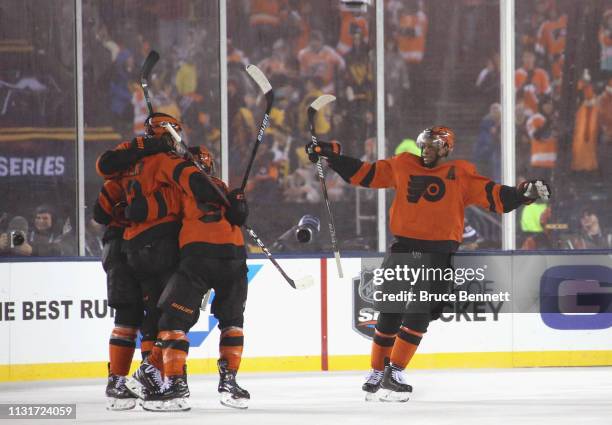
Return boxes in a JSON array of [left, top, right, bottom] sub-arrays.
[[0, 368, 611, 425]]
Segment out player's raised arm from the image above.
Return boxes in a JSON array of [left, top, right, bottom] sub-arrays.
[[96, 113, 184, 178], [96, 136, 172, 178], [461, 163, 551, 213], [305, 140, 395, 188]]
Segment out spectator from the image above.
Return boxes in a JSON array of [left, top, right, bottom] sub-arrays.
[[395, 0, 428, 65], [298, 30, 345, 94], [285, 1, 313, 57], [459, 218, 484, 251], [566, 208, 611, 249], [283, 151, 320, 203], [0, 216, 34, 257], [28, 205, 64, 256], [257, 39, 296, 81], [228, 76, 257, 186], [535, 0, 566, 67], [599, 9, 612, 81], [598, 78, 612, 181], [174, 52, 198, 97], [526, 95, 558, 180], [227, 37, 250, 71], [475, 51, 500, 105], [248, 0, 288, 59], [336, 8, 369, 56], [0, 206, 64, 257], [342, 28, 373, 152], [520, 203, 553, 249], [515, 49, 551, 117], [246, 145, 281, 203], [518, 0, 550, 56], [297, 77, 331, 137], [473, 103, 501, 182], [571, 70, 599, 172]]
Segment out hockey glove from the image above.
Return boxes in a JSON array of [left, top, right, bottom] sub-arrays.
[[130, 135, 172, 156], [305, 140, 342, 163], [225, 189, 249, 226], [518, 180, 551, 203]]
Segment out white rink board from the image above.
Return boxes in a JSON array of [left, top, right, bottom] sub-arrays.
[[1, 254, 612, 371], [0, 259, 321, 366]]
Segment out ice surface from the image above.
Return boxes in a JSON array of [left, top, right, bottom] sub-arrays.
[[0, 368, 610, 425]]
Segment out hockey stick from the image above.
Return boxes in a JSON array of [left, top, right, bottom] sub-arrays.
[[308, 94, 343, 278], [140, 50, 160, 115], [164, 124, 309, 290], [240, 65, 274, 191], [244, 225, 314, 290], [200, 289, 212, 313], [163, 123, 231, 207]]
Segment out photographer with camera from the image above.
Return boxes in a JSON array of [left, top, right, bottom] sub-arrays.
[[0, 216, 32, 256], [0, 205, 63, 257], [0, 216, 33, 256]]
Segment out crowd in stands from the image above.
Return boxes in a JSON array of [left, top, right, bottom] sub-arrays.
[[512, 0, 612, 249], [1, 0, 611, 256]]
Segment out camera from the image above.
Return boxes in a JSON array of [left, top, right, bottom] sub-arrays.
[[296, 215, 321, 244], [10, 230, 25, 248]]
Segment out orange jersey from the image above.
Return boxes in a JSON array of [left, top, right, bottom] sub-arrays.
[[96, 140, 212, 247], [526, 113, 558, 168], [249, 0, 287, 27], [396, 11, 428, 64], [515, 67, 551, 115], [135, 178, 245, 258], [337, 11, 369, 55], [536, 14, 567, 59], [95, 179, 126, 228], [334, 153, 518, 248], [298, 45, 345, 92]]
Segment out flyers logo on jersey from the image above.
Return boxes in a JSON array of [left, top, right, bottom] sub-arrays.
[[407, 175, 446, 203]]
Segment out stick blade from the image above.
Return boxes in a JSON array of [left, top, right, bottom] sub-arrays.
[[293, 275, 315, 290], [246, 64, 272, 94], [140, 50, 160, 82], [309, 94, 336, 112], [334, 251, 343, 278]]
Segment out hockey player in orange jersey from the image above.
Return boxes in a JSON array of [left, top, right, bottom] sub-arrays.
[[126, 146, 250, 410], [306, 126, 551, 402], [96, 113, 229, 410], [93, 179, 142, 411]]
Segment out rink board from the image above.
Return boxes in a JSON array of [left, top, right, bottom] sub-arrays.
[[0, 253, 611, 381]]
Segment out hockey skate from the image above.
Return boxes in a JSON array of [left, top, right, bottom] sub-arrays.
[[362, 369, 384, 401], [218, 359, 250, 409], [141, 374, 190, 412], [377, 364, 412, 402], [106, 372, 137, 411], [125, 360, 163, 400]]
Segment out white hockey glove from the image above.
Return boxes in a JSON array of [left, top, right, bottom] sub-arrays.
[[519, 180, 551, 202]]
